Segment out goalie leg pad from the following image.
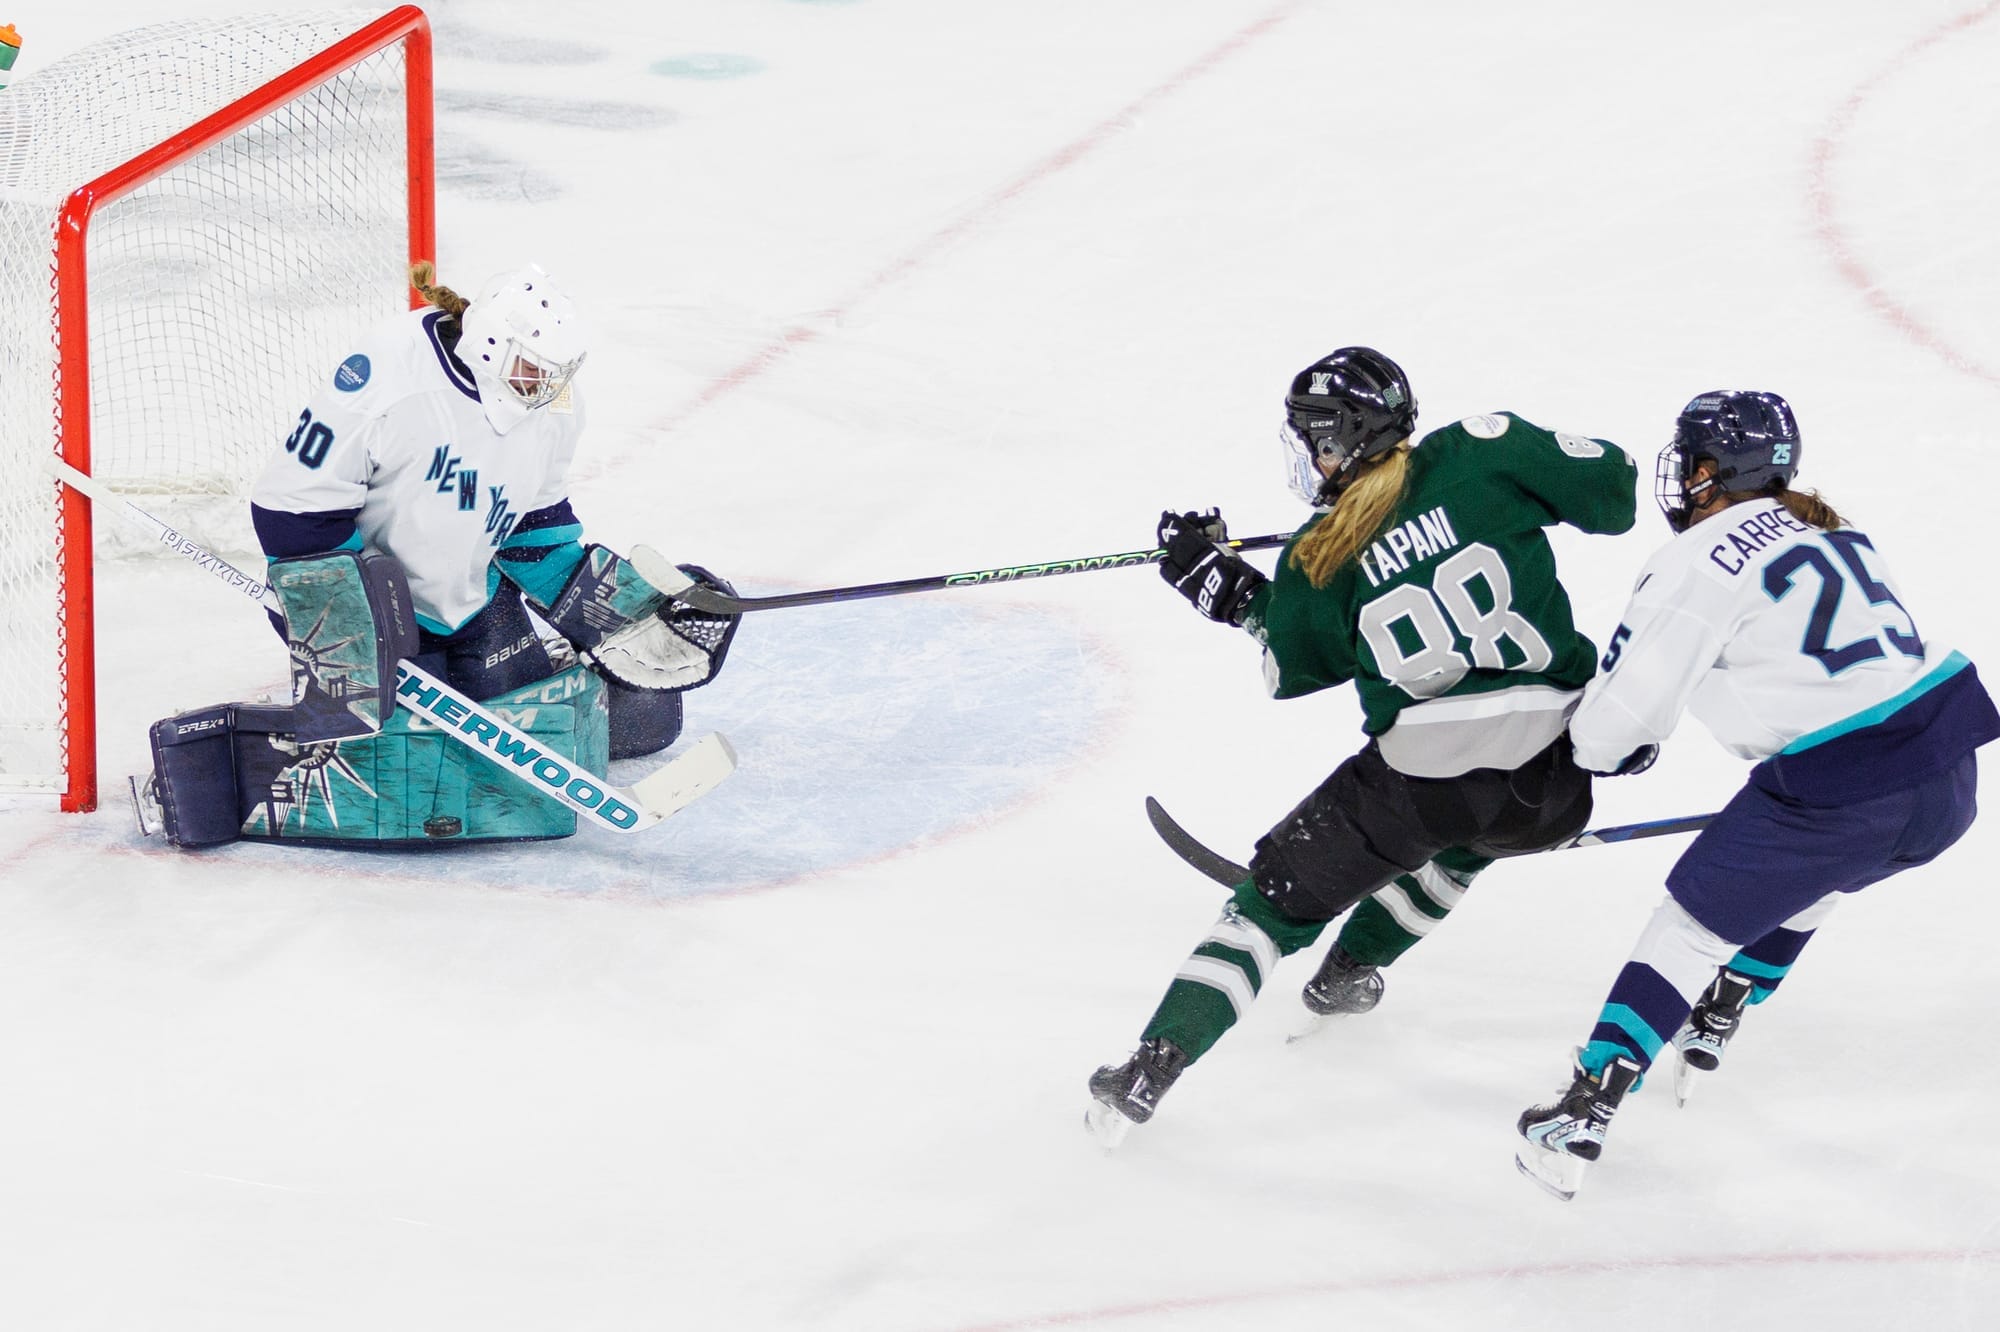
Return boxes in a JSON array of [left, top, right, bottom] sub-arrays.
[[269, 551, 418, 742], [236, 665, 610, 847], [146, 704, 248, 848]]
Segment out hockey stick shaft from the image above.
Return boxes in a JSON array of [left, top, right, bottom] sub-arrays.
[[48, 457, 731, 832], [1145, 796, 1715, 888], [662, 532, 1294, 614]]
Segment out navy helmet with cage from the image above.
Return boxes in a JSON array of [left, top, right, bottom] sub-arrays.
[[1656, 389, 1801, 531], [1280, 347, 1417, 506]]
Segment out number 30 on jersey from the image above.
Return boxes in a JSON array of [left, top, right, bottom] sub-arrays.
[[284, 409, 334, 469]]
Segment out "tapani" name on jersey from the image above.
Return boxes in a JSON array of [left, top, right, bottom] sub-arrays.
[[1359, 505, 1462, 587]]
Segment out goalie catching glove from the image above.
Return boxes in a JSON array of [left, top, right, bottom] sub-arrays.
[[539, 544, 741, 692], [1158, 508, 1267, 626]]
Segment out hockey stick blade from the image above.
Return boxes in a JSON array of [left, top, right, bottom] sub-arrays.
[[660, 533, 1294, 615], [1146, 797, 1718, 889], [1145, 796, 1250, 887]]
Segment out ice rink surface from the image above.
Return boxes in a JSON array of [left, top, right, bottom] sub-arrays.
[[3, 1, 1998, 1327]]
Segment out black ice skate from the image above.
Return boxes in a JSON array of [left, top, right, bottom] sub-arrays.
[[1514, 1052, 1643, 1201], [1671, 970, 1755, 1107], [1085, 1037, 1189, 1148], [1289, 943, 1385, 1043]]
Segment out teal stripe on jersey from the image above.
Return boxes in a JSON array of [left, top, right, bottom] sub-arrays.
[[1780, 651, 1969, 754], [499, 522, 584, 550]]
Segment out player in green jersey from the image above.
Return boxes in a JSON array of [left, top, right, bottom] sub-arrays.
[[1087, 346, 1640, 1145]]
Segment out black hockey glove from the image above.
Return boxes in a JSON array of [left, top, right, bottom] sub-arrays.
[[1587, 743, 1659, 778], [1158, 509, 1266, 625]]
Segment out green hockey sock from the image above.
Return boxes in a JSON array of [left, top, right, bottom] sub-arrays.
[[1141, 879, 1327, 1062], [1334, 850, 1487, 967]]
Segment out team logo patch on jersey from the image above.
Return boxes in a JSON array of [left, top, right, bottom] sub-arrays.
[[1461, 413, 1510, 439], [334, 353, 372, 392]]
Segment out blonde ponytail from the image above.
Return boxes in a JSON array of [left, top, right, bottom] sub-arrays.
[[1289, 444, 1411, 588], [409, 260, 470, 319]]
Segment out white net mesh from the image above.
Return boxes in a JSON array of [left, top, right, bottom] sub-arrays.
[[0, 10, 417, 796]]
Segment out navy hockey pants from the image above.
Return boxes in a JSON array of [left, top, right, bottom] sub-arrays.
[[1667, 752, 1979, 944]]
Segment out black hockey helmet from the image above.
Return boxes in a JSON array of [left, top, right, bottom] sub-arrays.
[[1281, 348, 1417, 501], [1657, 389, 1801, 531]]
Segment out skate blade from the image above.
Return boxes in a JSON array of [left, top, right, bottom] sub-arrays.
[[1285, 1012, 1328, 1045], [1514, 1144, 1586, 1201], [128, 774, 159, 838], [1673, 1052, 1701, 1108], [1083, 1100, 1135, 1150]]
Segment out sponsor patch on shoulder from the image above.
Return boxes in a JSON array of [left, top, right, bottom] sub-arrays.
[[1460, 413, 1510, 439], [334, 353, 371, 392]]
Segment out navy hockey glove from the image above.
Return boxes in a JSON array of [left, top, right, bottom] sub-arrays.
[[1587, 743, 1659, 778], [1158, 509, 1266, 625]]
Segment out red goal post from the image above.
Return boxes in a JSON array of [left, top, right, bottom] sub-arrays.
[[0, 7, 435, 812]]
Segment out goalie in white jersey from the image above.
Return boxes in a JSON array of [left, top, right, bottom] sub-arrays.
[[136, 262, 739, 849], [249, 261, 739, 760], [1514, 390, 1998, 1200]]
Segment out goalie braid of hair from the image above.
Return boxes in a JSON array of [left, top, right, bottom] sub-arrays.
[[1288, 444, 1412, 589], [408, 259, 470, 320]]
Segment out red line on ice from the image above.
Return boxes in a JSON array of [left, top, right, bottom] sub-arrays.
[[936, 1247, 2000, 1331], [1807, 0, 2000, 386]]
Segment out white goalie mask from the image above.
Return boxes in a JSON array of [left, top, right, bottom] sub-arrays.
[[459, 264, 588, 434]]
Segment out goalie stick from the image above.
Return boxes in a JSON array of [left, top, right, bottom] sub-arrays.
[[645, 533, 1293, 615], [47, 456, 733, 833], [1144, 796, 1716, 888]]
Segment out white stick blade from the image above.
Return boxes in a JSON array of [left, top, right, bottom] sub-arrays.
[[628, 732, 737, 821], [628, 544, 697, 596]]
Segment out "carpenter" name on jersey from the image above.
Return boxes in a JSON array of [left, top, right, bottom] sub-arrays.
[[1708, 504, 1811, 576]]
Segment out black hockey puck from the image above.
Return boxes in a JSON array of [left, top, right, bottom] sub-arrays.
[[423, 815, 463, 838]]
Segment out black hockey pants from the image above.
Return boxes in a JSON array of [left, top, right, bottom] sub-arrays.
[[1248, 735, 1593, 924]]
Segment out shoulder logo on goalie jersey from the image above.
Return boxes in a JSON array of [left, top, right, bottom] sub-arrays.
[[1461, 414, 1510, 439], [334, 353, 371, 392]]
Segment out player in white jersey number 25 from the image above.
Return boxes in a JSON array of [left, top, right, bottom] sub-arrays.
[[1515, 390, 1999, 1200]]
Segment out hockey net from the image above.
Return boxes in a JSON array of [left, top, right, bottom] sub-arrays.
[[0, 6, 433, 809]]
